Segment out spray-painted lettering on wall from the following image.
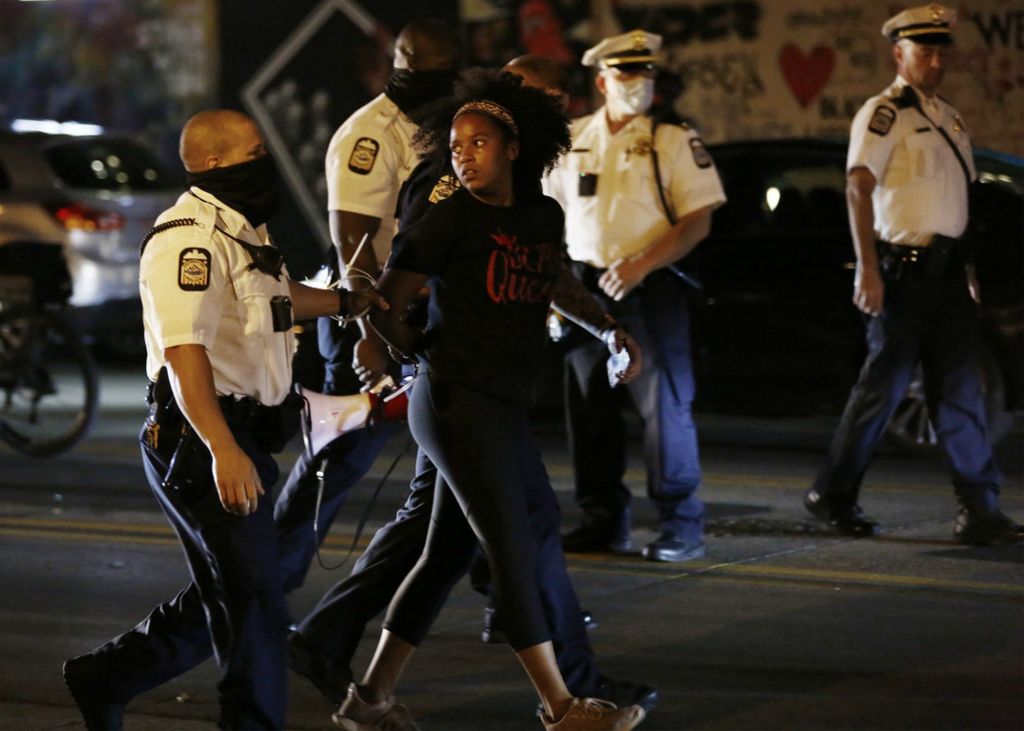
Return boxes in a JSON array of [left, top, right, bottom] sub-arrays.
[[617, 0, 1022, 155]]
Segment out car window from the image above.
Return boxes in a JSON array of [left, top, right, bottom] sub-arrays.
[[975, 149, 1023, 196], [43, 138, 177, 191], [713, 148, 847, 237]]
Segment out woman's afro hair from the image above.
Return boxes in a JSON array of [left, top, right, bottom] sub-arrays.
[[410, 67, 571, 193]]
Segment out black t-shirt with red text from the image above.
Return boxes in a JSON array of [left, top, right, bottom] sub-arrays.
[[388, 187, 565, 405]]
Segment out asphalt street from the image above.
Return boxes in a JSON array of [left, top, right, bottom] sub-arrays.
[[0, 365, 1021, 730]]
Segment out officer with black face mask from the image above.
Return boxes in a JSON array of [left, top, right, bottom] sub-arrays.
[[61, 109, 386, 731], [274, 19, 467, 690]]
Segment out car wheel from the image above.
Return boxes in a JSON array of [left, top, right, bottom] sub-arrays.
[[885, 342, 1012, 455]]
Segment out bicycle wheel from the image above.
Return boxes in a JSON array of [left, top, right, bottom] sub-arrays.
[[0, 308, 99, 457]]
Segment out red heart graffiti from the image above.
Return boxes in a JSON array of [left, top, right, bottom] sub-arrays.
[[779, 43, 836, 108]]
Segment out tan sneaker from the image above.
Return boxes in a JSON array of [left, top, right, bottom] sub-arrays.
[[541, 697, 646, 731], [331, 682, 420, 731]]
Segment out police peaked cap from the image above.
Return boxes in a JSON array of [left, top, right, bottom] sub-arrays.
[[581, 29, 662, 70], [882, 4, 957, 45]]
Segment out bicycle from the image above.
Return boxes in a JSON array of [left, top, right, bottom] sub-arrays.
[[0, 242, 99, 457]]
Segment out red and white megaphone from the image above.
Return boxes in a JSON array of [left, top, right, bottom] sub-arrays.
[[299, 376, 413, 456]]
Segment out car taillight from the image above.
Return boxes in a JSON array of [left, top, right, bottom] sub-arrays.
[[51, 203, 124, 232]]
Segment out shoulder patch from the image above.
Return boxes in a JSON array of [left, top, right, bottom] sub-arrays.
[[348, 137, 379, 174], [178, 248, 211, 291], [428, 173, 461, 204], [868, 106, 896, 136], [689, 138, 713, 169]]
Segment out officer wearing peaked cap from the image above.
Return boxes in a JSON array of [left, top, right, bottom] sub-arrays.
[[804, 5, 1024, 546], [881, 3, 955, 44], [580, 29, 662, 69], [546, 29, 727, 563]]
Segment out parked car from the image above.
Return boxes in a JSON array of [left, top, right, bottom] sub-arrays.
[[685, 138, 1022, 451], [0, 126, 180, 355], [534, 138, 1021, 454]]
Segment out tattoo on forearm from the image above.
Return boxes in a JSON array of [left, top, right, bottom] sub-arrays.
[[551, 270, 608, 337]]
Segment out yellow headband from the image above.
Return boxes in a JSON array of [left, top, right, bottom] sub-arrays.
[[453, 100, 519, 138]]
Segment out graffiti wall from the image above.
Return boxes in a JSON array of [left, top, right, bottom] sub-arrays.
[[0, 0, 217, 164], [616, 0, 1023, 154], [462, 0, 1022, 155]]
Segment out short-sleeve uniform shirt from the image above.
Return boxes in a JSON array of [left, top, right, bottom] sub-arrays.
[[325, 93, 420, 264], [847, 76, 975, 245], [545, 109, 726, 267], [139, 189, 296, 406], [388, 189, 565, 406]]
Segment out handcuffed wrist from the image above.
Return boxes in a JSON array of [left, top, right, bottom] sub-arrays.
[[337, 289, 371, 320]]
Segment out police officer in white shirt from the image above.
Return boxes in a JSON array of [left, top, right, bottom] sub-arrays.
[[546, 30, 726, 563], [804, 5, 1022, 546], [61, 109, 385, 731], [272, 18, 460, 594]]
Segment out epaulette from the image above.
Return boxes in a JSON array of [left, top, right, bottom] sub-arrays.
[[139, 218, 199, 258], [890, 85, 917, 110], [651, 116, 693, 131]]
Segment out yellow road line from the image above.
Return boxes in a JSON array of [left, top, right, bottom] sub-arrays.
[[2, 518, 1020, 597], [567, 558, 1023, 595], [0, 516, 364, 549]]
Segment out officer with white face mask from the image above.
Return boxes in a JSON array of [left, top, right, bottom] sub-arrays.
[[545, 30, 726, 563]]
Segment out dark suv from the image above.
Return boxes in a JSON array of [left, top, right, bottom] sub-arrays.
[[0, 127, 179, 353], [686, 139, 1022, 451]]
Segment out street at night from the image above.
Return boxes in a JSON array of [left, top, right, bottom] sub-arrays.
[[1, 365, 1021, 730]]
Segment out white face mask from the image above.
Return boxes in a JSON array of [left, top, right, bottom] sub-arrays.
[[606, 75, 654, 116]]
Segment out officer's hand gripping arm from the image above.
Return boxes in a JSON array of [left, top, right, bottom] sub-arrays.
[[368, 269, 431, 359], [287, 280, 388, 321], [331, 210, 392, 385]]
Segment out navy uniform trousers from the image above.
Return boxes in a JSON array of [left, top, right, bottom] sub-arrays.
[[81, 415, 288, 730], [565, 266, 704, 540], [812, 254, 1001, 510]]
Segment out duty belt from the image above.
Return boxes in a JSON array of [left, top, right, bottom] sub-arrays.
[[876, 235, 969, 279], [876, 240, 931, 263], [217, 395, 282, 433], [145, 375, 280, 430]]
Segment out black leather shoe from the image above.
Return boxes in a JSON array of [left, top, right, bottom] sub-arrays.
[[954, 508, 1024, 546], [482, 605, 597, 644], [561, 515, 632, 553], [803, 488, 877, 537], [641, 531, 705, 562], [288, 631, 351, 705], [62, 656, 126, 731]]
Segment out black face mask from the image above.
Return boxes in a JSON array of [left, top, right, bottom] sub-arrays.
[[186, 154, 280, 227], [385, 68, 459, 117]]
